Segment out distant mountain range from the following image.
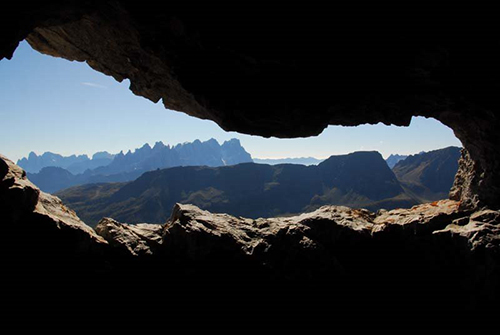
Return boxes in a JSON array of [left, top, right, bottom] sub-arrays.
[[253, 157, 324, 165], [385, 154, 409, 169], [18, 151, 115, 174], [57, 147, 462, 226], [25, 139, 253, 193]]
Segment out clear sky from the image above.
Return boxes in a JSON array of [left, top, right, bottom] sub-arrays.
[[0, 41, 462, 162]]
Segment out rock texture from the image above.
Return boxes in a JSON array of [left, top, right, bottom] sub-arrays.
[[0, 2, 497, 208], [0, 154, 107, 248], [163, 201, 462, 276], [95, 217, 163, 256], [159, 200, 498, 312]]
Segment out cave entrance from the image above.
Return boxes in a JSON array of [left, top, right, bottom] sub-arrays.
[[1, 41, 463, 226]]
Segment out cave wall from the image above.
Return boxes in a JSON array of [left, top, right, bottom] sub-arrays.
[[1, 1, 499, 209]]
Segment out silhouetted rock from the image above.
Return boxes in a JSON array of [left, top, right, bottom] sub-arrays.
[[1, 154, 109, 284]]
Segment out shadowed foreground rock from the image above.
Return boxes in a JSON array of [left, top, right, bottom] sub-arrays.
[[2, 154, 499, 318]]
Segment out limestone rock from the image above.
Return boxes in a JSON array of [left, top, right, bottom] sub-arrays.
[[1, 154, 107, 249], [373, 199, 461, 235], [163, 201, 466, 276], [95, 217, 163, 256], [1, 154, 40, 222], [450, 148, 482, 209], [164, 203, 339, 277], [435, 209, 500, 251]]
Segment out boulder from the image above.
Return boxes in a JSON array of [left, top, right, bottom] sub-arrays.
[[95, 217, 163, 257]]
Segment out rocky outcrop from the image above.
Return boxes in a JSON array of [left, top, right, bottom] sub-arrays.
[[157, 200, 498, 311], [436, 209, 500, 252], [95, 217, 163, 257], [1, 154, 107, 249], [450, 148, 482, 209], [164, 201, 463, 269], [1, 154, 112, 314]]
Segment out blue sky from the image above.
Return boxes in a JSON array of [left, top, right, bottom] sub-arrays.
[[0, 41, 462, 162]]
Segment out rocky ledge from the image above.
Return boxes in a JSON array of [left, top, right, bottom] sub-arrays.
[[1, 154, 499, 314]]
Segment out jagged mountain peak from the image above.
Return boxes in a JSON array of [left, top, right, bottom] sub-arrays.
[[26, 139, 253, 193]]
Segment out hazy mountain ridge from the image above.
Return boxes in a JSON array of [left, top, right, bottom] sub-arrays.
[[17, 151, 115, 174], [58, 151, 416, 226], [26, 139, 253, 193], [253, 157, 324, 165]]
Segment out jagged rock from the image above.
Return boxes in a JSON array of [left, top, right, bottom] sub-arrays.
[[163, 201, 465, 276], [2, 154, 113, 316], [155, 200, 500, 312], [450, 148, 482, 210], [1, 154, 107, 249], [373, 199, 462, 235], [435, 209, 500, 251], [95, 217, 163, 256], [1, 154, 40, 222], [164, 203, 342, 278]]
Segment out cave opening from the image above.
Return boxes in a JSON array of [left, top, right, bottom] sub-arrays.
[[0, 41, 464, 227], [1, 4, 499, 316]]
